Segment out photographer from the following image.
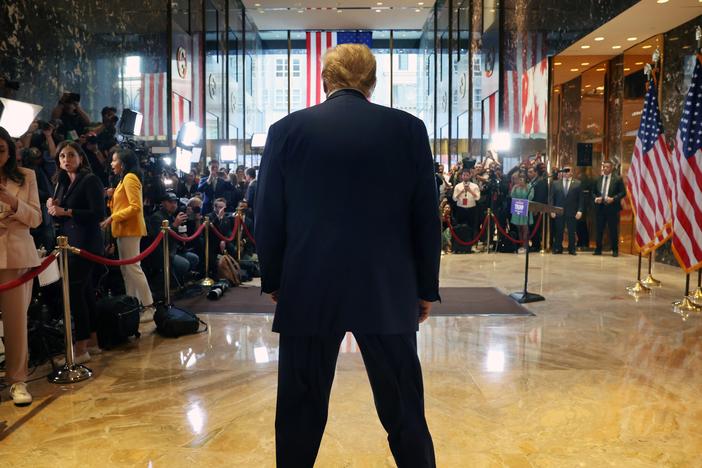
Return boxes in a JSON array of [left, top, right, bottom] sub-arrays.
[[51, 92, 90, 139], [81, 133, 109, 187], [198, 159, 233, 214], [452, 168, 481, 251], [29, 121, 58, 179], [94, 106, 118, 152]]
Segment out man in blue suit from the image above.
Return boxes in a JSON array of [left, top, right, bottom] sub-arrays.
[[256, 44, 440, 468], [197, 158, 233, 214]]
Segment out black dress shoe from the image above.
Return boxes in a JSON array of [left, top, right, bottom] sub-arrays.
[[612, 252, 619, 257], [569, 251, 577, 256], [553, 250, 563, 255], [593, 250, 602, 256]]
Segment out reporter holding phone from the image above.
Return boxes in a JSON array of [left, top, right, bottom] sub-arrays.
[[0, 127, 43, 406]]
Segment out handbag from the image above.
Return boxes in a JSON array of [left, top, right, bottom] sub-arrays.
[[154, 303, 208, 338], [38, 250, 61, 287]]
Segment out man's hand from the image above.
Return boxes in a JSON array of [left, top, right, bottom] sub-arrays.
[[173, 212, 188, 227], [575, 211, 582, 220], [270, 291, 279, 304], [605, 197, 614, 204], [418, 300, 432, 324], [550, 212, 556, 219], [99, 216, 112, 229], [594, 196, 603, 204]]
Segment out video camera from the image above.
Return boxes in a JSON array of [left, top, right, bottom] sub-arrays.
[[207, 280, 231, 300]]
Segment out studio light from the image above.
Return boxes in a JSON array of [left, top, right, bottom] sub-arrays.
[[176, 121, 203, 148], [175, 147, 192, 173], [118, 108, 143, 136], [191, 147, 203, 163], [251, 132, 267, 149], [0, 97, 42, 138], [162, 156, 173, 166], [220, 144, 237, 162], [490, 131, 512, 152]]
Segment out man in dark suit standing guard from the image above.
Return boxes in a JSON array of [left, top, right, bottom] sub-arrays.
[[549, 167, 584, 255], [255, 44, 440, 468], [593, 160, 626, 257]]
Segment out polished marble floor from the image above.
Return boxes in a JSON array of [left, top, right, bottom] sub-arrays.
[[1, 252, 702, 467]]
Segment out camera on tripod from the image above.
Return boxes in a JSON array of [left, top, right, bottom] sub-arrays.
[[207, 279, 231, 300]]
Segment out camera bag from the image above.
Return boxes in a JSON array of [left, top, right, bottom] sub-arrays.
[[154, 303, 208, 338], [96, 294, 141, 349]]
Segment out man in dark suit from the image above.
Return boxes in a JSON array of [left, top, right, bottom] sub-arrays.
[[256, 44, 440, 468], [549, 167, 584, 255], [197, 159, 233, 214], [527, 164, 548, 251], [592, 160, 626, 257]]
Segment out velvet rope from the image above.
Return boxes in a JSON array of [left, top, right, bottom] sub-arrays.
[[491, 213, 543, 245], [168, 222, 206, 243], [0, 252, 59, 293], [210, 216, 241, 243], [74, 231, 164, 266], [446, 214, 490, 247], [241, 221, 256, 246]]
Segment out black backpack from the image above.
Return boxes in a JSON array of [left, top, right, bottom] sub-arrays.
[[154, 303, 208, 338], [96, 295, 141, 349]]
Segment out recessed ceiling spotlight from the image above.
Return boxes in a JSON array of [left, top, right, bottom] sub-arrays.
[[418, 1, 424, 4], [375, 9, 382, 12], [612, 45, 622, 49], [585, 84, 591, 88], [627, 37, 638, 41], [337, 9, 343, 13], [596, 86, 604, 90], [656, 0, 669, 3], [581, 45, 590, 49], [642, 45, 653, 49], [570, 68, 579, 72], [594, 37, 605, 41], [254, 2, 260, 6], [624, 67, 631, 71], [297, 9, 303, 13], [581, 62, 590, 66], [415, 8, 421, 12], [596, 68, 606, 71], [377, 1, 383, 4], [554, 62, 562, 66], [635, 61, 644, 65]]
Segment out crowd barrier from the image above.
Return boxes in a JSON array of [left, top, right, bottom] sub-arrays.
[[446, 211, 543, 248]]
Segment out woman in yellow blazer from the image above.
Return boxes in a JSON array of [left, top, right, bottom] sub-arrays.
[[0, 127, 42, 406], [100, 149, 154, 320]]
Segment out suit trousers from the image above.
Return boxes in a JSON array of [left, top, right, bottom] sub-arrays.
[[553, 215, 577, 253], [0, 268, 32, 383], [595, 207, 620, 253], [68, 256, 97, 341], [116, 236, 154, 306], [276, 332, 436, 468]]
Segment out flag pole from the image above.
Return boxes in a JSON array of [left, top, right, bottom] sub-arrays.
[[690, 269, 702, 307], [626, 252, 651, 296], [672, 273, 701, 316], [641, 251, 662, 287]]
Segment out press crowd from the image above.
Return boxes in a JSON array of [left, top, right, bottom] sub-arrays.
[[437, 154, 626, 256], [0, 93, 259, 406]]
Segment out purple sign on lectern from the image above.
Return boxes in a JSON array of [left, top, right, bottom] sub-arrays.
[[511, 198, 529, 216]]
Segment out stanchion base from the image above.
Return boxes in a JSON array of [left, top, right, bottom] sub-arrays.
[[200, 277, 215, 287], [641, 274, 662, 288], [689, 287, 702, 307], [510, 291, 545, 304], [672, 296, 702, 311], [48, 364, 92, 384], [626, 281, 651, 295]]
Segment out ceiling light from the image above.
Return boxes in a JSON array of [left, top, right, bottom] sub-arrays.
[[642, 45, 652, 49], [656, 0, 669, 3], [297, 9, 303, 13], [581, 62, 590, 66], [581, 45, 590, 49], [624, 67, 631, 71], [418, 1, 424, 4], [612, 45, 622, 49], [554, 62, 562, 66], [337, 9, 343, 13], [596, 86, 604, 90], [594, 37, 605, 41], [635, 61, 644, 65], [375, 9, 381, 12], [254, 2, 260, 5], [258, 9, 264, 13], [377, 1, 383, 4], [570, 68, 579, 72], [627, 37, 638, 41], [585, 84, 591, 88], [596, 68, 605, 71], [415, 8, 421, 12]]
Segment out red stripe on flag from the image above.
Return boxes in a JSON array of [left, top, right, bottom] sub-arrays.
[[315, 32, 322, 105], [306, 32, 311, 107]]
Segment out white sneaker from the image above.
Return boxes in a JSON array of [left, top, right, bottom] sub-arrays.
[[140, 306, 156, 323], [517, 247, 526, 254], [10, 382, 32, 406], [54, 351, 91, 367]]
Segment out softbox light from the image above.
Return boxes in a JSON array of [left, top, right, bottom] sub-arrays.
[[0, 98, 43, 138], [119, 108, 143, 136], [220, 145, 237, 162], [177, 121, 202, 148], [251, 132, 267, 149]]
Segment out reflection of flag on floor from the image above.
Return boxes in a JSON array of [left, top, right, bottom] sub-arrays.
[[140, 73, 167, 138], [482, 92, 498, 136], [306, 31, 373, 107], [626, 75, 673, 254], [671, 57, 702, 272]]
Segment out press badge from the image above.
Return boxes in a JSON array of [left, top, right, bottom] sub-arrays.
[[462, 198, 468, 206]]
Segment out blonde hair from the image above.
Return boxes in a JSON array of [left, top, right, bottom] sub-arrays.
[[321, 44, 377, 97]]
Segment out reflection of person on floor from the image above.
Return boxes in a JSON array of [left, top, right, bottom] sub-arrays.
[[549, 167, 583, 255], [256, 44, 440, 467]]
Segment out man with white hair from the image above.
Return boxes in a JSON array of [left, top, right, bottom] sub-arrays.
[[256, 44, 439, 467]]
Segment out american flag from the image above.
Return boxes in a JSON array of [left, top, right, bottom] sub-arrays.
[[306, 31, 373, 107], [626, 75, 673, 254], [192, 32, 204, 129], [140, 73, 167, 138], [172, 93, 191, 139], [482, 92, 498, 137], [672, 57, 702, 272]]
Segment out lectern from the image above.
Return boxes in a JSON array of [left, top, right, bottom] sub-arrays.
[[509, 201, 563, 304]]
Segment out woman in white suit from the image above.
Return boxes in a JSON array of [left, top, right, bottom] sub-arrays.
[[0, 127, 42, 406]]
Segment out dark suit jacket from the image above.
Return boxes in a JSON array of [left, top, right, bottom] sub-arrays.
[[198, 176, 234, 214], [52, 172, 105, 254], [593, 174, 626, 211], [549, 178, 584, 217], [530, 176, 549, 204], [255, 89, 441, 336]]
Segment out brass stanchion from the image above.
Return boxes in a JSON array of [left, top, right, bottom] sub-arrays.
[[48, 236, 92, 384], [690, 269, 702, 306], [200, 216, 214, 287], [672, 273, 701, 316], [161, 220, 171, 304], [236, 207, 244, 263], [641, 251, 662, 287], [626, 253, 652, 295], [540, 213, 547, 255], [485, 208, 491, 253]]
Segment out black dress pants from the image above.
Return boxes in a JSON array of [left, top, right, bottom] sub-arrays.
[[595, 207, 620, 253], [67, 255, 97, 341], [553, 215, 577, 253], [276, 332, 436, 468]]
